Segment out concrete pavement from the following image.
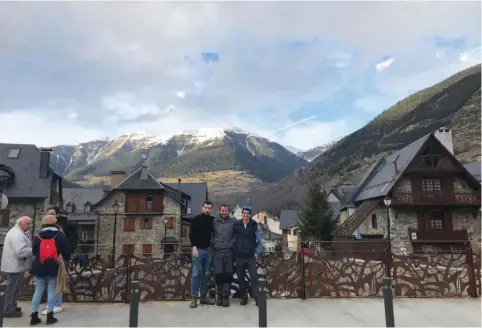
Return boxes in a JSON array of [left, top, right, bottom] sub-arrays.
[[4, 298, 481, 327]]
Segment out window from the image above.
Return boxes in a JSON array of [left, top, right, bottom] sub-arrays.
[[1, 209, 10, 227], [146, 195, 153, 212], [142, 244, 153, 257], [166, 217, 175, 229], [66, 202, 75, 213], [422, 179, 442, 192], [292, 230, 297, 236], [84, 203, 92, 213], [429, 211, 444, 230], [123, 217, 135, 232], [371, 213, 377, 229], [122, 244, 134, 255], [140, 217, 153, 229], [7, 148, 20, 159], [187, 207, 192, 215]]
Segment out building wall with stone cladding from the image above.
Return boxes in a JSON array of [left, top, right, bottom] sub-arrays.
[[95, 190, 182, 258], [388, 176, 481, 254], [1, 199, 51, 243]]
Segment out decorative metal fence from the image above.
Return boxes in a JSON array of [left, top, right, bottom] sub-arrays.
[[1, 243, 480, 302]]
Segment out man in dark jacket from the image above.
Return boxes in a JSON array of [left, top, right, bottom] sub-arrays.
[[211, 204, 236, 307], [29, 215, 71, 325], [189, 200, 215, 308], [233, 206, 263, 306]]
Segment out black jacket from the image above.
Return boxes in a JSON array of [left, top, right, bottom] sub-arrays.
[[30, 226, 71, 277], [233, 219, 259, 259]]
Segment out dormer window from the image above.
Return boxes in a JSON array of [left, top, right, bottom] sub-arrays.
[[66, 202, 75, 213], [7, 148, 20, 159], [84, 202, 92, 213]]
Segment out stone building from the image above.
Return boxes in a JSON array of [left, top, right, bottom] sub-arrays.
[[93, 166, 191, 258], [332, 127, 481, 254], [0, 144, 63, 243], [63, 187, 105, 253]]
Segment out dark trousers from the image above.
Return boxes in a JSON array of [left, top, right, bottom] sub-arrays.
[[235, 256, 258, 300], [213, 250, 234, 298], [3, 272, 22, 314]]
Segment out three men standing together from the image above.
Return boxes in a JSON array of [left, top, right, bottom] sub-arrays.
[[189, 201, 263, 308]]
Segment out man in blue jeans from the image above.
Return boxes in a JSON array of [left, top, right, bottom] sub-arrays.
[[189, 200, 215, 308]]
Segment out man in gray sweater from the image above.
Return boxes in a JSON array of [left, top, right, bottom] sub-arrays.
[[211, 204, 236, 307]]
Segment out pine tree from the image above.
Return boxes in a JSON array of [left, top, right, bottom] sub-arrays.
[[298, 179, 335, 243]]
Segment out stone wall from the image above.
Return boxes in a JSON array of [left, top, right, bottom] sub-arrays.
[[95, 191, 182, 257], [389, 208, 418, 254], [453, 209, 481, 253], [453, 177, 477, 193], [1, 200, 47, 243], [393, 177, 412, 193]]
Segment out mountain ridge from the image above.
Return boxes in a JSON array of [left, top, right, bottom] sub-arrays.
[[252, 64, 482, 214], [50, 128, 309, 190]]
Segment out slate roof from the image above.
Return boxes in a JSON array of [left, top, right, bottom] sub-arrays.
[[354, 135, 430, 202], [165, 182, 207, 218], [116, 167, 164, 190], [94, 166, 191, 207], [332, 199, 380, 236], [0, 143, 60, 199], [63, 188, 105, 208], [464, 161, 481, 182], [279, 210, 299, 229]]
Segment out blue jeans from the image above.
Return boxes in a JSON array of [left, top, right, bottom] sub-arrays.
[[55, 294, 62, 307], [191, 248, 212, 297], [32, 276, 57, 313]]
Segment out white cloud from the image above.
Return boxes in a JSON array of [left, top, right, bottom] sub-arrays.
[[376, 58, 395, 72], [271, 119, 351, 150], [0, 1, 480, 149]]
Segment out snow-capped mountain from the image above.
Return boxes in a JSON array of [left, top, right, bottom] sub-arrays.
[[297, 141, 337, 162], [51, 128, 309, 184], [284, 145, 305, 155]]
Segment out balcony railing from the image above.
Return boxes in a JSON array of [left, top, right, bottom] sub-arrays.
[[393, 192, 481, 206], [408, 227, 469, 242]]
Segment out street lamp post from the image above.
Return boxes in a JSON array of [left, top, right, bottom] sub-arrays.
[[383, 197, 392, 277], [111, 200, 119, 267]]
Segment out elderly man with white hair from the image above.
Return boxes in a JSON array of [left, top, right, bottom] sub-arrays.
[[1, 216, 33, 318]]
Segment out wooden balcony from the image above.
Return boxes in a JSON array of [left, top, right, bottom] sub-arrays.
[[408, 227, 469, 242], [393, 192, 481, 206]]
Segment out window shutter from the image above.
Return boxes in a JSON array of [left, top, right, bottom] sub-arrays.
[[148, 218, 153, 229], [152, 193, 164, 212], [123, 218, 129, 231], [142, 244, 152, 256], [123, 244, 134, 255], [140, 218, 145, 229], [167, 217, 175, 229]]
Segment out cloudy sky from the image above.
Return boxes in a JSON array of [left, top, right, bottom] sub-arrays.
[[0, 1, 480, 150]]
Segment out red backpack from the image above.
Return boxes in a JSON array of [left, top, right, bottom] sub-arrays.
[[37, 233, 59, 264]]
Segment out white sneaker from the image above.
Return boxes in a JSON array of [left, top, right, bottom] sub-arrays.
[[41, 307, 63, 315]]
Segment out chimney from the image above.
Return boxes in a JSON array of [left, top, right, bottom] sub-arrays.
[[110, 170, 125, 188], [140, 165, 148, 180], [102, 184, 112, 195], [434, 127, 454, 155], [39, 148, 52, 179]]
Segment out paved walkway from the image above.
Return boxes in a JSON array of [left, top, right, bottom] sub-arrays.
[[4, 298, 481, 327]]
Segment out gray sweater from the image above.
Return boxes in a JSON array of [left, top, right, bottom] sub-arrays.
[[211, 214, 236, 251]]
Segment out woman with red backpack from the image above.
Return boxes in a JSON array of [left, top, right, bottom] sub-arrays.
[[29, 215, 71, 325]]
